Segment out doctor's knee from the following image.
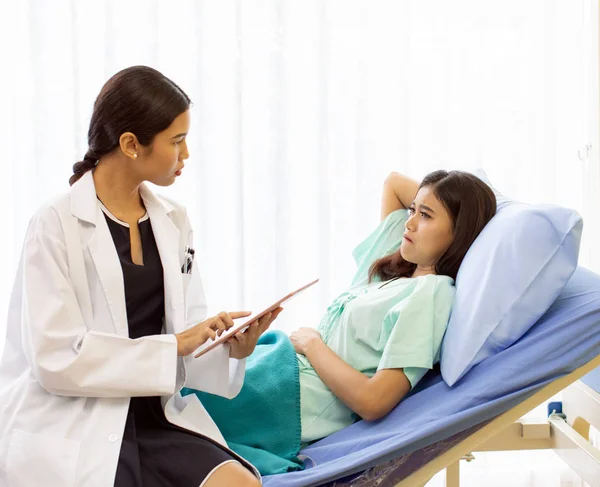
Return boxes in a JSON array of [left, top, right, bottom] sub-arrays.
[[202, 461, 261, 487]]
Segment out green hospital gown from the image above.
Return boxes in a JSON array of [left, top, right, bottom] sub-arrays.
[[299, 209, 456, 443]]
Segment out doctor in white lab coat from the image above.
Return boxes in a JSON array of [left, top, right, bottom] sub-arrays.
[[0, 66, 278, 487]]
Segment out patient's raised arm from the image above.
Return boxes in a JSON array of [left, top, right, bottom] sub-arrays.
[[381, 172, 419, 221]]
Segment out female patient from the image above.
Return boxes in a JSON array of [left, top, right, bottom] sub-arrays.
[[290, 170, 496, 443], [193, 169, 496, 469]]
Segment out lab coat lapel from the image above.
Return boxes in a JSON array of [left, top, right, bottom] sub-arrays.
[[70, 172, 129, 336], [69, 174, 185, 336], [140, 185, 185, 336], [87, 219, 129, 336]]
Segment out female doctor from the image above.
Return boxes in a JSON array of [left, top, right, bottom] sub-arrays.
[[0, 66, 280, 487]]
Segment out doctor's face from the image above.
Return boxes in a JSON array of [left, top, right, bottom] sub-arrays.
[[139, 110, 191, 187], [400, 186, 454, 269]]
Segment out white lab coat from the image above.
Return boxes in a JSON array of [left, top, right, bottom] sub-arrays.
[[0, 171, 258, 486]]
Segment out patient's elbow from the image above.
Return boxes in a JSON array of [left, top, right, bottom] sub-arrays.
[[360, 389, 408, 422], [361, 410, 385, 422], [362, 410, 389, 421], [359, 401, 392, 422]]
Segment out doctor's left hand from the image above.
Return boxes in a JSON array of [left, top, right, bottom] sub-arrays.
[[227, 307, 284, 359]]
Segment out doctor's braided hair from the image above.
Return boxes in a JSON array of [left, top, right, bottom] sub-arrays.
[[69, 65, 191, 186], [368, 170, 496, 282]]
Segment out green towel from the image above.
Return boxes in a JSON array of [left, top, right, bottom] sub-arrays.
[[181, 330, 304, 475]]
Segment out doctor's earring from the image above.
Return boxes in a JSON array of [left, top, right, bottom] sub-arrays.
[[133, 153, 138, 159]]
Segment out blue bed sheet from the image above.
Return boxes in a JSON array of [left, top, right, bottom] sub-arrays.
[[582, 366, 600, 393], [263, 267, 600, 487]]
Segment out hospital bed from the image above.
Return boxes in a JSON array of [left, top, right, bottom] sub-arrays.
[[262, 266, 600, 487]]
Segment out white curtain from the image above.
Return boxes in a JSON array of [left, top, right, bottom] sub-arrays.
[[1, 1, 598, 484]]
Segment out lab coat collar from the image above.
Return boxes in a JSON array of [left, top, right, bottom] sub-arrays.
[[70, 171, 176, 224]]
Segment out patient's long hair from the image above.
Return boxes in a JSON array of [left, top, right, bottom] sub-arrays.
[[368, 170, 496, 282]]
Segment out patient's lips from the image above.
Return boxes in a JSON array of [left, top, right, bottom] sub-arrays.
[[403, 233, 413, 243]]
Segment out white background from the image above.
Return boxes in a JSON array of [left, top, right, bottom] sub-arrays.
[[1, 1, 598, 485]]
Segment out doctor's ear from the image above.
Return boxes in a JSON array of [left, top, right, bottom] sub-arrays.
[[119, 132, 142, 161]]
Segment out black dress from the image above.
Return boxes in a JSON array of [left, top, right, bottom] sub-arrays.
[[99, 203, 251, 487]]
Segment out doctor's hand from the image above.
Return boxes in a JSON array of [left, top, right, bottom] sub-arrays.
[[227, 307, 284, 359], [175, 311, 252, 357]]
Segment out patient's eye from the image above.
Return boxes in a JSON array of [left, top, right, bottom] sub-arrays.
[[408, 206, 415, 215], [421, 211, 431, 219]]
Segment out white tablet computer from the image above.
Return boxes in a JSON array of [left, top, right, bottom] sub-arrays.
[[194, 278, 319, 358]]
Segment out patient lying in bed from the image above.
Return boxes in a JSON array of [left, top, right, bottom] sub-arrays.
[[185, 169, 497, 473], [293, 169, 496, 442]]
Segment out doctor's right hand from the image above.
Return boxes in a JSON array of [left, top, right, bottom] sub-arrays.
[[175, 311, 252, 356]]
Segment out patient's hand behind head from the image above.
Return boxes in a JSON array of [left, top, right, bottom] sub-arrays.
[[370, 170, 496, 282]]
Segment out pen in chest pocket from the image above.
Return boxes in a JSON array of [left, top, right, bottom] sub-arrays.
[[182, 246, 195, 274]]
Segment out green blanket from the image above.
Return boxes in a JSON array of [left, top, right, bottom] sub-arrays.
[[181, 330, 304, 475]]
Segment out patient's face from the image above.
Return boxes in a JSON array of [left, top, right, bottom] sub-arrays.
[[400, 186, 454, 270]]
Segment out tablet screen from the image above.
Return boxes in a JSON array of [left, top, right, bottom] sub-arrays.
[[194, 278, 319, 358]]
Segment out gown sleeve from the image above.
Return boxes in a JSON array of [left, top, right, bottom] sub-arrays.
[[377, 276, 455, 389]]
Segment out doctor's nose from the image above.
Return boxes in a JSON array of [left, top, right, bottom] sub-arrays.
[[181, 140, 190, 160]]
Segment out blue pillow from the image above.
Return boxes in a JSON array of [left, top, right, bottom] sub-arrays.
[[440, 169, 583, 386]]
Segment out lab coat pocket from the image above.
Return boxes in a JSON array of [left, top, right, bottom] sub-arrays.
[[7, 429, 80, 487], [181, 273, 193, 321], [182, 273, 192, 299]]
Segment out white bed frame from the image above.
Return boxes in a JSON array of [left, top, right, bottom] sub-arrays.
[[393, 354, 600, 487]]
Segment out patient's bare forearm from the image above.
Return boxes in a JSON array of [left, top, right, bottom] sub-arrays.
[[303, 337, 411, 421], [303, 340, 375, 419]]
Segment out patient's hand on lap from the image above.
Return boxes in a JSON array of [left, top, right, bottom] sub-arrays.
[[290, 328, 322, 356]]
